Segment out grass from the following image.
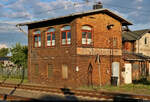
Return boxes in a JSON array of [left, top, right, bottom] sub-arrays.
[[0, 75, 150, 95], [78, 82, 150, 95], [0, 76, 28, 84]]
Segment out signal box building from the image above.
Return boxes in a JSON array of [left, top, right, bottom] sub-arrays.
[[17, 8, 132, 87]]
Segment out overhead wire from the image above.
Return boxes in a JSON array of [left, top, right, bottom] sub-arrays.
[[0, 0, 150, 20], [0, 0, 150, 32]]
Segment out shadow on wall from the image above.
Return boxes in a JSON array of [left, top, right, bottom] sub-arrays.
[[88, 63, 93, 87]]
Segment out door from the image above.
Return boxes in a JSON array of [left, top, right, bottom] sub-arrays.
[[112, 62, 120, 85], [125, 63, 132, 84], [112, 62, 119, 77]]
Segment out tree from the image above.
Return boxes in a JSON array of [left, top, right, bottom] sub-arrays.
[[0, 48, 9, 57], [10, 43, 28, 69]]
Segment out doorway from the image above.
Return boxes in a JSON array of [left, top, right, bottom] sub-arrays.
[[125, 63, 132, 84]]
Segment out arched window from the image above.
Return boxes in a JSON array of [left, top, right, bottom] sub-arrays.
[[46, 28, 55, 47], [61, 25, 71, 45], [82, 26, 92, 45], [33, 30, 41, 48]]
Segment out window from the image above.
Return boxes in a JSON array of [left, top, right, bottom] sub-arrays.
[[46, 28, 55, 47], [62, 64, 68, 79], [33, 30, 41, 48], [61, 26, 71, 45], [35, 64, 39, 76], [82, 26, 92, 45], [113, 37, 117, 48], [144, 37, 148, 44], [48, 64, 53, 78]]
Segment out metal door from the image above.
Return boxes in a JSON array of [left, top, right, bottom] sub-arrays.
[[112, 62, 120, 85], [125, 63, 132, 84], [112, 62, 119, 77]]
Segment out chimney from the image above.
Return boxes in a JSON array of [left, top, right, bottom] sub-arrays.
[[93, 2, 103, 10]]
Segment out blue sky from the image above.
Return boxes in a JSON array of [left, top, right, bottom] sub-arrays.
[[0, 0, 150, 47]]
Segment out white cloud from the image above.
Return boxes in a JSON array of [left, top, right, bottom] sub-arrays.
[[0, 0, 150, 32], [129, 23, 150, 30], [136, 0, 143, 2], [137, 6, 142, 10], [0, 21, 28, 33], [0, 44, 8, 49], [100, 0, 112, 3]]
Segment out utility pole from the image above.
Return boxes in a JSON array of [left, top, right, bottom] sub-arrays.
[[96, 54, 101, 86], [16, 25, 28, 36]]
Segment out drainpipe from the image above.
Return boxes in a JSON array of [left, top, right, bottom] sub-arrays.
[[96, 54, 101, 87]]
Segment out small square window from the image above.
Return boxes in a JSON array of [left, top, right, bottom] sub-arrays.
[[144, 37, 148, 44]]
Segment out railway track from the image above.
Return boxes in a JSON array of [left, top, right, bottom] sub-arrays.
[[0, 83, 150, 101], [0, 93, 34, 101]]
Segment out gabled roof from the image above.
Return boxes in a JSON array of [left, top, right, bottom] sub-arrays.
[[122, 29, 150, 41], [17, 8, 132, 26]]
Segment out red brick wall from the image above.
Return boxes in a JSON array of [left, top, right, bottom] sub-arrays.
[[28, 19, 78, 87], [76, 13, 122, 49], [75, 13, 122, 86], [27, 12, 123, 88], [123, 41, 134, 52]]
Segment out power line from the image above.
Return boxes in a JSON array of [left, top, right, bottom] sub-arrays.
[[0, 1, 150, 21], [0, 1, 95, 20], [103, 3, 150, 13]]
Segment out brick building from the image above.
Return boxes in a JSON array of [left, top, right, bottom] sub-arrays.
[[122, 29, 150, 84], [17, 7, 132, 87], [122, 29, 150, 56]]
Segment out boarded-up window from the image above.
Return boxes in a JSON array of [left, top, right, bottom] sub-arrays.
[[35, 64, 39, 76], [62, 64, 68, 79], [48, 64, 53, 78], [133, 64, 139, 70], [141, 63, 146, 76], [113, 38, 117, 48]]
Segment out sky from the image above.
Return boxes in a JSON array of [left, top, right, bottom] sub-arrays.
[[0, 0, 150, 47]]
